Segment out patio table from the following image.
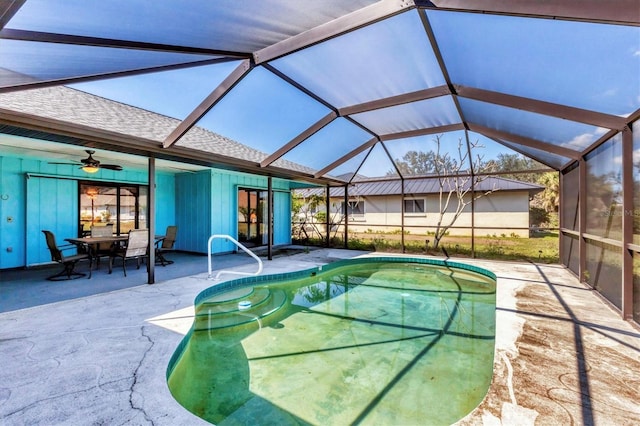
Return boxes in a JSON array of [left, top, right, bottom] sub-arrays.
[[66, 235, 129, 273]]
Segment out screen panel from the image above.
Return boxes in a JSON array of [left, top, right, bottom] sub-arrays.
[[8, 0, 380, 52], [585, 134, 622, 240], [429, 10, 640, 117], [270, 10, 446, 108]]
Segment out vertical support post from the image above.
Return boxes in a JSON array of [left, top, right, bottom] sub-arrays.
[[147, 157, 156, 284], [401, 178, 405, 253], [116, 188, 122, 235], [267, 177, 273, 261], [579, 158, 587, 283], [621, 127, 633, 319], [471, 184, 475, 259], [325, 184, 330, 248], [558, 170, 564, 264], [465, 130, 475, 259], [344, 184, 349, 249]]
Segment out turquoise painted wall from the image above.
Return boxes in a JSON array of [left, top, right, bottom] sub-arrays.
[[273, 190, 292, 245], [176, 170, 292, 255], [175, 171, 212, 253], [0, 154, 175, 268], [1, 150, 294, 268], [212, 171, 292, 253], [155, 172, 176, 236], [26, 176, 79, 265]]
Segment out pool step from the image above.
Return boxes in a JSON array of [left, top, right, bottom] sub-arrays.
[[194, 287, 286, 330]]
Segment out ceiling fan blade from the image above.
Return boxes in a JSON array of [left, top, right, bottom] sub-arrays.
[[100, 164, 123, 171], [48, 150, 122, 171], [49, 161, 81, 166]]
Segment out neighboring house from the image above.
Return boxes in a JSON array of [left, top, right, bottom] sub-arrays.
[[295, 176, 544, 238]]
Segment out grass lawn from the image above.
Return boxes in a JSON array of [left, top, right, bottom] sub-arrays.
[[341, 231, 559, 263]]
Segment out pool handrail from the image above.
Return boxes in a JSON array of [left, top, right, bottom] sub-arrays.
[[207, 234, 263, 280]]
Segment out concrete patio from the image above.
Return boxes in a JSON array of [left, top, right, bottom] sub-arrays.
[[0, 249, 638, 425]]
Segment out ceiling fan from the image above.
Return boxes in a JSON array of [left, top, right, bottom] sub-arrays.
[[50, 150, 123, 173]]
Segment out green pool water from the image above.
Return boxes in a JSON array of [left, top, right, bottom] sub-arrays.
[[167, 258, 496, 425]]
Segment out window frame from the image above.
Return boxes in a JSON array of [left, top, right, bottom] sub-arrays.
[[404, 197, 426, 216], [78, 181, 148, 236], [342, 199, 366, 221]]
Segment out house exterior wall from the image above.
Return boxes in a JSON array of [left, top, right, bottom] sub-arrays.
[[328, 191, 531, 238], [0, 153, 155, 268], [175, 170, 212, 254], [0, 145, 293, 268], [163, 170, 293, 255]]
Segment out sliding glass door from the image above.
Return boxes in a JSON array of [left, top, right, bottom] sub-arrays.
[[79, 182, 147, 236], [238, 188, 267, 247]]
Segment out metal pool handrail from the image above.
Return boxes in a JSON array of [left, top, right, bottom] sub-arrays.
[[207, 234, 263, 280]]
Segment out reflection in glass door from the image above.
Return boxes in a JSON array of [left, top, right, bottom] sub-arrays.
[[79, 182, 147, 236], [120, 186, 141, 234], [238, 188, 267, 247]]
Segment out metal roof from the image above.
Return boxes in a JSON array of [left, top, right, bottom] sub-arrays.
[[0, 1, 638, 185], [298, 175, 544, 198]]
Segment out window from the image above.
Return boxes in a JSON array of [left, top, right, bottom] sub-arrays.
[[343, 200, 365, 216], [404, 198, 425, 214]]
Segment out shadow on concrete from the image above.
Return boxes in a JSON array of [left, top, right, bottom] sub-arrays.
[[529, 262, 594, 425], [1, 251, 255, 313], [0, 246, 325, 313]]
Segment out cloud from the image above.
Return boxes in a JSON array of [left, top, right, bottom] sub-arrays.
[[563, 133, 595, 149], [617, 149, 640, 166], [594, 127, 608, 136], [561, 127, 611, 150]]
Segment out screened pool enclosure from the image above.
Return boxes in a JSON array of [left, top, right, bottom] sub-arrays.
[[0, 1, 638, 324]]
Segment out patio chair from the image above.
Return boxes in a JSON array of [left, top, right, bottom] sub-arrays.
[[108, 229, 149, 276], [91, 223, 114, 266], [155, 225, 177, 266], [42, 230, 91, 280]]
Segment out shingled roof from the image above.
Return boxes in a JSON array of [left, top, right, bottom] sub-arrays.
[[0, 84, 315, 175]]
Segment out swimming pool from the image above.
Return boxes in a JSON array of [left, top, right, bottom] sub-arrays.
[[167, 257, 497, 425]]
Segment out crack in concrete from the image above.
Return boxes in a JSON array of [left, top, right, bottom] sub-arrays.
[[128, 325, 155, 426], [3, 384, 105, 419]]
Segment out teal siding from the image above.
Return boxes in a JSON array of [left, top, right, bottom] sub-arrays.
[[211, 171, 234, 253], [273, 191, 292, 245], [155, 172, 176, 235], [206, 171, 293, 254], [0, 154, 175, 269], [26, 176, 79, 265], [0, 157, 27, 268], [211, 171, 267, 252], [176, 171, 212, 253], [1, 150, 295, 268]]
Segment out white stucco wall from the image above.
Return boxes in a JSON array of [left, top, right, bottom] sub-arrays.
[[327, 191, 532, 237]]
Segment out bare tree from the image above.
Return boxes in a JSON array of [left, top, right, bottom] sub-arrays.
[[394, 135, 498, 249], [292, 191, 321, 241], [291, 190, 343, 242]]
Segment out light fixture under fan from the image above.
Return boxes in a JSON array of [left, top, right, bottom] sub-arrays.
[[49, 150, 123, 173]]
